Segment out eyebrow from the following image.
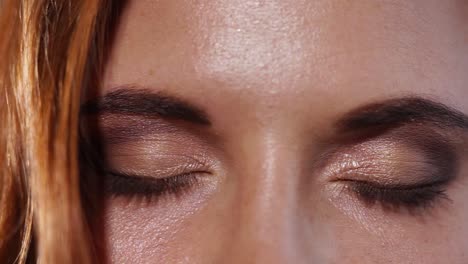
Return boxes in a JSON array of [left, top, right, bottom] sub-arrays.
[[81, 88, 211, 126], [82, 91, 468, 135], [337, 97, 468, 134]]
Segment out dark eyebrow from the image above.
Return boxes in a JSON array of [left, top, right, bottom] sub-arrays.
[[80, 88, 211, 126], [337, 97, 468, 134]]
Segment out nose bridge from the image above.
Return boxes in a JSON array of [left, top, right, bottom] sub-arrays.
[[224, 131, 305, 263]]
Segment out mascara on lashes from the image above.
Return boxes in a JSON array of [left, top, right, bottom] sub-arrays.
[[326, 130, 460, 212], [104, 171, 202, 202]]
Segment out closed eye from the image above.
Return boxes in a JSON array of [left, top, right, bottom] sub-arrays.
[[103, 171, 207, 204], [341, 179, 451, 212]]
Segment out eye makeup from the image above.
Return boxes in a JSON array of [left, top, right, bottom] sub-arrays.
[[80, 113, 221, 205], [98, 139, 216, 203], [322, 127, 459, 213], [80, 95, 467, 217], [343, 179, 449, 211], [323, 97, 466, 214], [103, 170, 205, 203]]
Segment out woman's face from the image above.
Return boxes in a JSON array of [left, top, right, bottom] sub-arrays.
[[88, 0, 468, 263]]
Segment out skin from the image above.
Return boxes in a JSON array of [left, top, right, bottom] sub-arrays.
[[94, 0, 468, 263]]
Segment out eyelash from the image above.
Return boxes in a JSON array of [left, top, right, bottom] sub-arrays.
[[102, 162, 452, 215], [104, 171, 202, 203], [108, 174, 451, 214], [344, 179, 451, 212]]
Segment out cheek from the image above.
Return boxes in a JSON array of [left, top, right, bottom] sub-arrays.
[[327, 216, 468, 263], [101, 165, 468, 263], [103, 188, 219, 263], [319, 185, 468, 263], [105, 202, 190, 263], [103, 194, 468, 264]]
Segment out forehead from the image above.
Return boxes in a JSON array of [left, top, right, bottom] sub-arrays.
[[104, 0, 468, 114]]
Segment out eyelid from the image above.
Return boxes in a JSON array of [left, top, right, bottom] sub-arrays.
[[343, 180, 450, 212], [104, 151, 212, 179], [320, 136, 457, 186], [104, 170, 206, 202], [98, 131, 218, 176], [336, 178, 451, 191], [325, 155, 434, 186], [330, 158, 440, 184], [92, 115, 186, 145]]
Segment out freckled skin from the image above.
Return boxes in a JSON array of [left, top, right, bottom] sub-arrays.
[[100, 0, 468, 263]]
